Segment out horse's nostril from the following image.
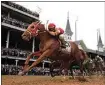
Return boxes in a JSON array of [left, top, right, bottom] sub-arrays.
[[22, 34, 26, 38], [22, 35, 29, 41], [22, 34, 24, 37]]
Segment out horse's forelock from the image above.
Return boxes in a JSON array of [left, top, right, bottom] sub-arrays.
[[37, 24, 45, 31], [33, 21, 40, 25]]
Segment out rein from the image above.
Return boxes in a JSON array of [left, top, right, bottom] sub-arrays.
[[26, 30, 32, 39], [38, 30, 47, 34], [25, 21, 42, 38]]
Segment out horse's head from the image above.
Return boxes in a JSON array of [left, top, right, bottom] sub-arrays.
[[22, 21, 45, 41]]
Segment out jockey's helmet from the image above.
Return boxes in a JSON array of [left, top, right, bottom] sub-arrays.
[[48, 23, 56, 29], [96, 55, 99, 58]]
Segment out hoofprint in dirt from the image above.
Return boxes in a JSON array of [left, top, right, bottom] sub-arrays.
[[2, 75, 105, 85]]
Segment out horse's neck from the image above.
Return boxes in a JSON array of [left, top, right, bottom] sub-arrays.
[[39, 31, 52, 43]]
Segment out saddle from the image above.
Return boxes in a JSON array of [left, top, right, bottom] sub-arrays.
[[59, 41, 71, 54]]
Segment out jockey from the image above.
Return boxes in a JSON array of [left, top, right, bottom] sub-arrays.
[[95, 55, 103, 62], [47, 23, 66, 48]]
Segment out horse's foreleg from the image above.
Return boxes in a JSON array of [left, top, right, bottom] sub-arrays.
[[23, 49, 52, 73], [62, 61, 69, 77], [79, 61, 85, 78], [70, 65, 74, 79], [49, 62, 55, 77], [24, 51, 41, 69]]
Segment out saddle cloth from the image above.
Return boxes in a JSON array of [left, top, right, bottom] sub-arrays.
[[65, 41, 71, 52], [60, 41, 71, 53]]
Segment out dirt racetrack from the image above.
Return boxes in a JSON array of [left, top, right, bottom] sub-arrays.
[[2, 75, 105, 85]]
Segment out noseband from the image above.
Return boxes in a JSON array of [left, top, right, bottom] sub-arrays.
[[25, 30, 32, 39], [38, 30, 47, 34], [25, 21, 42, 38]]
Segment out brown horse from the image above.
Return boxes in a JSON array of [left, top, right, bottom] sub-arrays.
[[19, 21, 87, 77]]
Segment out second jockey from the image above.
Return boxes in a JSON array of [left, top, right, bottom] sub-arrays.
[[47, 23, 66, 48]]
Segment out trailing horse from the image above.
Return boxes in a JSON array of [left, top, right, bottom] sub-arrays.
[[93, 56, 104, 75], [19, 21, 87, 77]]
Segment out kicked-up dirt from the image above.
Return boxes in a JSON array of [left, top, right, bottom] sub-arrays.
[[1, 75, 105, 85]]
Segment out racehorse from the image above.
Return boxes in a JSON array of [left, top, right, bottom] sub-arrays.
[[82, 57, 95, 76], [93, 56, 104, 75], [19, 21, 87, 77]]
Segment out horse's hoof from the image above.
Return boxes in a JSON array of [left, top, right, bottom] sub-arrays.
[[18, 71, 25, 76]]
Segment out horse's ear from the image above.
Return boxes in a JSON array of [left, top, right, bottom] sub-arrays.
[[32, 21, 39, 25], [40, 24, 45, 28], [37, 24, 45, 30]]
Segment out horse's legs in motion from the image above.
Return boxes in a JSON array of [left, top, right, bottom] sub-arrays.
[[23, 51, 41, 69], [79, 60, 84, 78], [49, 61, 63, 77], [97, 63, 103, 75], [49, 61, 55, 77], [69, 64, 74, 79], [21, 49, 53, 75], [99, 62, 103, 75], [61, 61, 69, 79]]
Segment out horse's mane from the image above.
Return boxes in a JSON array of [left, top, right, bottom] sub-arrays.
[[38, 28, 59, 41]]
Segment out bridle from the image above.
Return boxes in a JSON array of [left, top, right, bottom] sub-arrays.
[[25, 30, 32, 39], [25, 21, 41, 39], [38, 30, 47, 34]]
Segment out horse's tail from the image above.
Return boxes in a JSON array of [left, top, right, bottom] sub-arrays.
[[80, 49, 88, 59]]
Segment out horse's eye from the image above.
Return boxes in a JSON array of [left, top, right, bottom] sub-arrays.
[[30, 26, 34, 29]]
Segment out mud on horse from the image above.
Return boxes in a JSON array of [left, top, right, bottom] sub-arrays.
[[19, 21, 87, 77]]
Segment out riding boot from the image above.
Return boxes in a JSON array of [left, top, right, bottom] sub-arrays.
[[59, 34, 66, 48], [61, 40, 66, 48]]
